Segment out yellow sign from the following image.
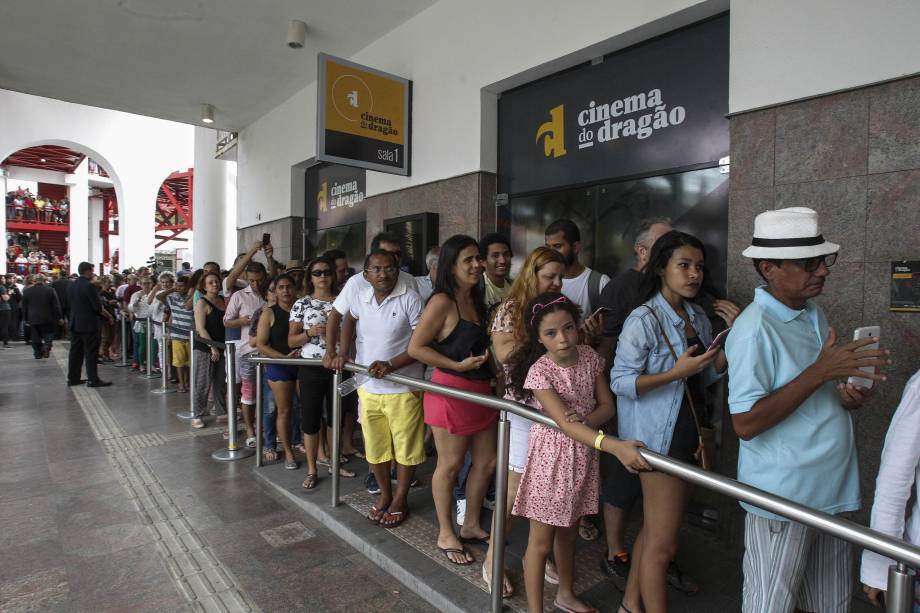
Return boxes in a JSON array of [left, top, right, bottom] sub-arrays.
[[536, 104, 567, 158], [317, 53, 411, 175]]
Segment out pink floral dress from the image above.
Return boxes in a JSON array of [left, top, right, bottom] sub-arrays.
[[512, 345, 604, 527]]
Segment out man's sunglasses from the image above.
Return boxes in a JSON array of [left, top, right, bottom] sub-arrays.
[[790, 253, 837, 272], [310, 270, 334, 277]]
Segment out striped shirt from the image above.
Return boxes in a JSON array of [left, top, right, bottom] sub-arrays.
[[167, 293, 194, 340]]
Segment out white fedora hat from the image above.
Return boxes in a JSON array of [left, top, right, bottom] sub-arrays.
[[742, 207, 840, 259]]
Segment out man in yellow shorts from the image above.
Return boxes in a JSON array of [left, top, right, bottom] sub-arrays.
[[339, 250, 425, 529]]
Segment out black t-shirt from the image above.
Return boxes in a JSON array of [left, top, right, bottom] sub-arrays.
[[598, 268, 644, 339]]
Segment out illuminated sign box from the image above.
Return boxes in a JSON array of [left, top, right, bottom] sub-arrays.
[[317, 53, 411, 176]]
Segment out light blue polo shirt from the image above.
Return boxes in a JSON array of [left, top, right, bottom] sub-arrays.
[[726, 286, 860, 520]]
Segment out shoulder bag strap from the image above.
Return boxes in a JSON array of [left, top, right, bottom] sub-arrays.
[[641, 305, 705, 437], [587, 269, 602, 313]]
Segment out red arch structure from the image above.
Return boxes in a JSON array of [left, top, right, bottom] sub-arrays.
[[155, 169, 193, 248]]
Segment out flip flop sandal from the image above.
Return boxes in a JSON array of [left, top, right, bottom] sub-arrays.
[[459, 535, 490, 546], [379, 509, 409, 529], [245, 437, 256, 448], [327, 466, 356, 478], [438, 546, 474, 566], [578, 517, 600, 541], [301, 473, 318, 489], [553, 600, 598, 613], [481, 563, 514, 599], [367, 504, 388, 524], [262, 448, 278, 462]]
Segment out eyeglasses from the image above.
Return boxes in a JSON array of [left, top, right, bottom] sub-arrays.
[[310, 270, 334, 277], [365, 266, 397, 275], [790, 253, 837, 273]]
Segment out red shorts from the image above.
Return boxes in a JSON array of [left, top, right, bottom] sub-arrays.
[[423, 369, 496, 436]]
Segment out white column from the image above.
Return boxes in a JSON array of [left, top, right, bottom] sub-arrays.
[[88, 195, 104, 269], [67, 158, 90, 267], [191, 126, 228, 267], [1, 171, 6, 275]]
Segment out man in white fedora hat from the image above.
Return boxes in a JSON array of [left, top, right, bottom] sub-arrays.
[[725, 206, 890, 613]]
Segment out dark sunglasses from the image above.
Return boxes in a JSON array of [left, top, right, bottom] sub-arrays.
[[790, 253, 837, 273], [310, 269, 334, 277]]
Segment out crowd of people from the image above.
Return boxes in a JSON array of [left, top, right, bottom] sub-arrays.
[[7, 237, 69, 277], [51, 205, 919, 613], [5, 187, 70, 224]]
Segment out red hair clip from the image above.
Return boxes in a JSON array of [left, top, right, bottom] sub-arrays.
[[529, 295, 568, 326]]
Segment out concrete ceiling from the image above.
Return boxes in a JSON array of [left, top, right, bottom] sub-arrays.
[[0, 0, 435, 131]]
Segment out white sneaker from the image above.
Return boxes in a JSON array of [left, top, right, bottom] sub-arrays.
[[456, 499, 467, 526]]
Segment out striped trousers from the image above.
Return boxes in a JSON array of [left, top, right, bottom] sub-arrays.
[[742, 512, 853, 613]]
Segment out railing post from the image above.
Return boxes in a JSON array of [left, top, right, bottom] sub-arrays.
[[886, 562, 915, 613], [114, 313, 129, 367], [212, 341, 254, 461], [255, 362, 263, 468], [177, 329, 195, 420], [331, 369, 342, 508], [152, 321, 175, 394], [490, 410, 511, 613], [144, 316, 156, 378]]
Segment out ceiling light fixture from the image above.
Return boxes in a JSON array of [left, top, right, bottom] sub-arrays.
[[40, 158, 47, 162], [201, 104, 215, 124], [287, 20, 306, 48]]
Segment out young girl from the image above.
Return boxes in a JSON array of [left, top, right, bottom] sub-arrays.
[[508, 292, 649, 613], [611, 230, 737, 613]]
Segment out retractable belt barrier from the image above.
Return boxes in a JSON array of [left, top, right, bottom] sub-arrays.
[[143, 316, 157, 379], [113, 313, 130, 368], [248, 356, 918, 613], [151, 321, 178, 395]]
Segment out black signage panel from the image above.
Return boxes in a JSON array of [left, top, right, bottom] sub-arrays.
[[499, 16, 729, 195], [309, 164, 368, 230]]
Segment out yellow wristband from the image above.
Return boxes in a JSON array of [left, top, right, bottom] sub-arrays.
[[594, 430, 605, 451]]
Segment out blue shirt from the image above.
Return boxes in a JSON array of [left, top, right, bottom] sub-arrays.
[[611, 292, 721, 454], [726, 286, 860, 520]]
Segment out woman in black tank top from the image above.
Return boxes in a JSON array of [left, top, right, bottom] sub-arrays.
[[407, 235, 497, 566], [255, 274, 298, 467], [191, 272, 227, 428]]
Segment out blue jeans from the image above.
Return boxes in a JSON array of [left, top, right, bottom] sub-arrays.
[[261, 377, 302, 449], [453, 451, 496, 502]]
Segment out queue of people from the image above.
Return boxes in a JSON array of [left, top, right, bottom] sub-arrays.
[[48, 204, 908, 613]]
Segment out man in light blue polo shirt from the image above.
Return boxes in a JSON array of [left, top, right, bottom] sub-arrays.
[[726, 207, 889, 613]]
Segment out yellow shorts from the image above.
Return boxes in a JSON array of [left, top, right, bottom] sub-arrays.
[[171, 340, 190, 367], [357, 388, 426, 466]]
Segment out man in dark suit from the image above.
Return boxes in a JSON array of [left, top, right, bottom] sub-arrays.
[[22, 274, 63, 359], [66, 262, 113, 386], [50, 272, 71, 338]]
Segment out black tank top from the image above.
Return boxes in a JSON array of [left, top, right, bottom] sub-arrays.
[[193, 297, 225, 352], [269, 304, 291, 354], [432, 301, 491, 380]]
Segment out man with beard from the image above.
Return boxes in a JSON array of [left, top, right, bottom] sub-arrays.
[[545, 219, 608, 340], [479, 233, 513, 310]]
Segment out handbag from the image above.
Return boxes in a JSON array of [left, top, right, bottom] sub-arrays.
[[642, 305, 716, 471]]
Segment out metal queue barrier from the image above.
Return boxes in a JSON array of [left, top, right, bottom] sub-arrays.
[[196, 335, 254, 462], [113, 313, 130, 368], [151, 321, 176, 395], [176, 329, 196, 421], [249, 356, 918, 613], [143, 316, 157, 379]]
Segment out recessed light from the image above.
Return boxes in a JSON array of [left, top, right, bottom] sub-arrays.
[[201, 104, 215, 124], [40, 158, 47, 162]]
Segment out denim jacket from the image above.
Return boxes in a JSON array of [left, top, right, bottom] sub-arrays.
[[610, 291, 722, 454]]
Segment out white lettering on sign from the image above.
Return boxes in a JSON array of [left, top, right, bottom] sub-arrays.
[[576, 88, 686, 145], [328, 180, 365, 210]]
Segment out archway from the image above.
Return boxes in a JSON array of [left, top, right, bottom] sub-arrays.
[[2, 139, 126, 275], [153, 168, 194, 270]]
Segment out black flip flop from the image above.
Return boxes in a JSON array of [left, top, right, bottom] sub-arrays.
[[438, 546, 474, 565]]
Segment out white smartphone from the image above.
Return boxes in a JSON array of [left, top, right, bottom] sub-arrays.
[[707, 327, 731, 352], [590, 306, 611, 319], [847, 326, 881, 389]]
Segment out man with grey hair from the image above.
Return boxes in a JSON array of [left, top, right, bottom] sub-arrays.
[[22, 273, 63, 358], [415, 245, 439, 304]]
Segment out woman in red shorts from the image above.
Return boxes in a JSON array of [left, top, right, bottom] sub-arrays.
[[409, 234, 496, 567]]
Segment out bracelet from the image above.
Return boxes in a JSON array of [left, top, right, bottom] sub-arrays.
[[593, 430, 605, 451]]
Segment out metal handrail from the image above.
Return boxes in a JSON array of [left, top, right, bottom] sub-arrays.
[[249, 355, 919, 613]]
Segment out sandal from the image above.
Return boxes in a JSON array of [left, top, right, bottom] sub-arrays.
[[293, 444, 307, 455], [367, 504, 388, 524], [301, 473, 318, 489], [262, 448, 278, 463], [481, 563, 514, 599], [438, 546, 474, 566], [667, 560, 700, 595], [327, 465, 356, 478], [379, 508, 409, 529], [553, 599, 598, 613], [284, 459, 298, 470], [578, 517, 599, 541], [245, 437, 256, 448], [317, 456, 349, 467]]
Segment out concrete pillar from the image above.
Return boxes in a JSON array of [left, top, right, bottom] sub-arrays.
[[191, 127, 228, 267], [67, 159, 90, 268], [88, 196, 104, 269], [0, 171, 6, 275]]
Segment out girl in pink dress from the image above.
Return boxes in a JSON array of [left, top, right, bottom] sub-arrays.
[[507, 292, 650, 613]]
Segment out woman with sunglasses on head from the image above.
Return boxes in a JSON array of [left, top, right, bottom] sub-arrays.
[[288, 257, 352, 487], [408, 234, 495, 567], [611, 230, 737, 613]]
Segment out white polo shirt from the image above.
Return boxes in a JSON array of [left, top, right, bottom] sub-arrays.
[[349, 279, 423, 395], [333, 269, 420, 317]]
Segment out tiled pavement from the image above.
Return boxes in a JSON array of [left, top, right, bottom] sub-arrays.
[[0, 340, 878, 612]]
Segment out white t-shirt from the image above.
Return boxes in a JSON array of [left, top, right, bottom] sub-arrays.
[[333, 270, 420, 317], [561, 266, 610, 317], [349, 279, 423, 395]]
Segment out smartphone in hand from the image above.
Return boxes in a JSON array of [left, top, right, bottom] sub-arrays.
[[707, 327, 731, 352], [262, 233, 271, 247], [847, 326, 880, 389]]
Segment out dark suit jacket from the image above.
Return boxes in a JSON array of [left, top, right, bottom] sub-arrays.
[[51, 278, 71, 313], [22, 283, 63, 325], [67, 276, 103, 333]]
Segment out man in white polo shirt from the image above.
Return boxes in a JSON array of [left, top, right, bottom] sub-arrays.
[[334, 250, 425, 529]]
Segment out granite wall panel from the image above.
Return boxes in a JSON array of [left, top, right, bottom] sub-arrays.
[[236, 217, 304, 267], [729, 75, 920, 525]]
